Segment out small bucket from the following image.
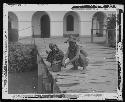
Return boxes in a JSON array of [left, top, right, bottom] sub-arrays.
[[52, 62, 61, 72]]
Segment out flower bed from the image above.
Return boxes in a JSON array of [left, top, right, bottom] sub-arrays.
[[8, 42, 37, 73]]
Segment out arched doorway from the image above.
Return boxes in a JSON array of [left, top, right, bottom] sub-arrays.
[[66, 15, 74, 31], [92, 12, 106, 37], [8, 12, 19, 42], [32, 11, 50, 38], [40, 15, 50, 38], [63, 11, 80, 37]]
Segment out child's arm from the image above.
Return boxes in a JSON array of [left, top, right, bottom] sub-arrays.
[[46, 50, 49, 54], [62, 49, 69, 65]]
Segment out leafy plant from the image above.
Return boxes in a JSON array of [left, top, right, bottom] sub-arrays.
[[107, 14, 117, 29], [8, 42, 37, 73]]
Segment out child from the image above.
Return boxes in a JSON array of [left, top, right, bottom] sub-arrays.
[[46, 43, 64, 67], [62, 36, 88, 70]]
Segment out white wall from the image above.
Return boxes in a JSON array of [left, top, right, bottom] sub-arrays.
[[78, 11, 94, 36], [13, 11, 34, 38], [12, 10, 116, 38], [48, 11, 65, 36], [50, 21, 63, 36]]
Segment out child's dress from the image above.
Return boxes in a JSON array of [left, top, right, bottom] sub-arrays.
[[46, 49, 64, 66]]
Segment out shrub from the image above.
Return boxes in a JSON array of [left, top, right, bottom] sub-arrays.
[[8, 42, 37, 73]]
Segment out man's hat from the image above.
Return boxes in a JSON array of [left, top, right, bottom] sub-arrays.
[[64, 35, 79, 43]]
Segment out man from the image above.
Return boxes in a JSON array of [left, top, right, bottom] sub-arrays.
[[62, 36, 88, 70]]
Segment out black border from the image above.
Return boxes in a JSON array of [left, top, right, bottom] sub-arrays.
[[1, 2, 124, 101]]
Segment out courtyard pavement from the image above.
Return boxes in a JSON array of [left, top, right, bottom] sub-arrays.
[[19, 36, 118, 93]]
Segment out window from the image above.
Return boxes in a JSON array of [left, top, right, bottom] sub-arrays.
[[66, 15, 74, 31]]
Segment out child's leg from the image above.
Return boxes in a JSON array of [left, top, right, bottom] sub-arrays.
[[78, 56, 87, 70], [82, 65, 86, 70], [71, 61, 78, 70]]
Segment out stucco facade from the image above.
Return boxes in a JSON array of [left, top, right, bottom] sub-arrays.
[[8, 5, 116, 39]]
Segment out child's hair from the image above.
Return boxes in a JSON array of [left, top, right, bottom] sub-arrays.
[[49, 43, 58, 50], [49, 43, 54, 49]]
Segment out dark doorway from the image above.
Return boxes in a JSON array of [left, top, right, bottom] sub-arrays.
[[40, 15, 50, 38], [67, 15, 74, 31]]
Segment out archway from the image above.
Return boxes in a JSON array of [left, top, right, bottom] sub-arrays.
[[40, 15, 50, 38], [32, 11, 50, 38], [92, 12, 107, 37], [63, 11, 80, 37], [8, 12, 19, 42]]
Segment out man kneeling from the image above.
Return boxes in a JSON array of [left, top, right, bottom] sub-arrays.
[[62, 36, 89, 70]]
